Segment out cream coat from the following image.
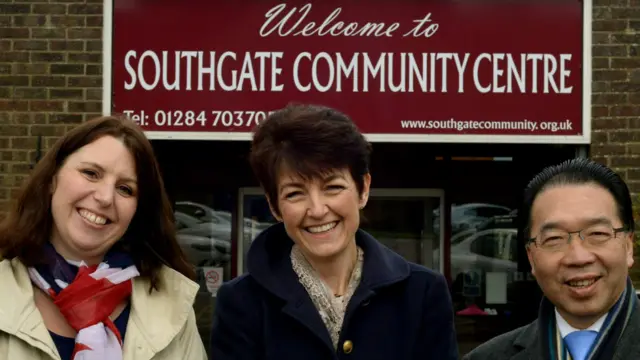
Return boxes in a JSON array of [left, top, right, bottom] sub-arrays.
[[0, 258, 207, 360]]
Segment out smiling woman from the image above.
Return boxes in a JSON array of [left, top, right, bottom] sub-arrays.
[[210, 103, 459, 360], [49, 136, 139, 266], [0, 116, 207, 360]]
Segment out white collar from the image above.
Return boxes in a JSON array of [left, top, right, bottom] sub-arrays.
[[555, 308, 607, 338]]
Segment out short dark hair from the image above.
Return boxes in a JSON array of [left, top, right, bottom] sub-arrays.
[[249, 103, 372, 215], [0, 116, 195, 291], [520, 158, 634, 239]]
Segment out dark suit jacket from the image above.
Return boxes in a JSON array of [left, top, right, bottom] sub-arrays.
[[210, 223, 458, 360], [462, 303, 640, 360]]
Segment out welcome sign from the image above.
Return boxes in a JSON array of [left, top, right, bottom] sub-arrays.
[[109, 0, 589, 143]]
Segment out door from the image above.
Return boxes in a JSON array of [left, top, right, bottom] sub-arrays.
[[236, 188, 444, 275]]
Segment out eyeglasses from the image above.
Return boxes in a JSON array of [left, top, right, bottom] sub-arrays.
[[528, 224, 627, 252]]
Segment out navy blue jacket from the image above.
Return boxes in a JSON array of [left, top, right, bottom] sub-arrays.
[[210, 223, 458, 360]]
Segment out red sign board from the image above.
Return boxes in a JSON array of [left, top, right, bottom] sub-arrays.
[[110, 0, 589, 143]]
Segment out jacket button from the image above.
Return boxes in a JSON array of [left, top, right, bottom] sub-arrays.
[[342, 340, 353, 354]]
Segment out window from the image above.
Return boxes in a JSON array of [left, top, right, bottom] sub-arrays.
[[469, 230, 517, 261], [175, 202, 222, 224]]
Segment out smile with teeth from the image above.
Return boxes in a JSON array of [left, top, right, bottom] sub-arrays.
[[78, 209, 109, 226], [306, 221, 338, 234], [567, 278, 599, 288]]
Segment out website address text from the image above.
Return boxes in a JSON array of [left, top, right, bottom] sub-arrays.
[[400, 119, 573, 133]]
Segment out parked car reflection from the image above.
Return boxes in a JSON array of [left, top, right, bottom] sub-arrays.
[[434, 203, 512, 236], [173, 201, 275, 267], [174, 212, 231, 266], [175, 201, 272, 239], [442, 210, 519, 279], [449, 228, 518, 281]]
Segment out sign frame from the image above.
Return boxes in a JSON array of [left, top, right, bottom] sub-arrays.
[[103, 0, 592, 145]]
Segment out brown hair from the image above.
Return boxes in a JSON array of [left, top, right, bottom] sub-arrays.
[[0, 116, 195, 291], [249, 103, 372, 215]]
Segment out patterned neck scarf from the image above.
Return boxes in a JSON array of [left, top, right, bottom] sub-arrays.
[[291, 244, 364, 350], [539, 277, 637, 360], [28, 242, 139, 360]]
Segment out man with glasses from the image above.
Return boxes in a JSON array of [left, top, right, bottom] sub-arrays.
[[464, 158, 640, 360]]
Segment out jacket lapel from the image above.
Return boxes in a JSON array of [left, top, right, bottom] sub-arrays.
[[0, 259, 60, 360], [123, 266, 199, 360], [247, 224, 412, 355], [613, 302, 640, 360], [281, 291, 334, 350], [0, 259, 199, 360], [509, 321, 541, 360]]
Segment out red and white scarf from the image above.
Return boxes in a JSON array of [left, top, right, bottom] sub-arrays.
[[29, 260, 139, 360]]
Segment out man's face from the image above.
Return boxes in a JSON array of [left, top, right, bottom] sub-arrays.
[[526, 183, 634, 328]]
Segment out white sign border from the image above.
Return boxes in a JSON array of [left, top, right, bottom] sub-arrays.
[[103, 0, 592, 145]]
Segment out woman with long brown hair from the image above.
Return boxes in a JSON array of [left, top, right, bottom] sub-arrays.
[[0, 116, 207, 360]]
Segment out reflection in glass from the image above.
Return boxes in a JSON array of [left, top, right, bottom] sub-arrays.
[[449, 203, 523, 356], [241, 194, 278, 273], [360, 196, 441, 271], [172, 199, 234, 360], [239, 193, 442, 273]]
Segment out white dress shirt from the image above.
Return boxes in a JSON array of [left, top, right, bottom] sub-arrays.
[[555, 308, 607, 338]]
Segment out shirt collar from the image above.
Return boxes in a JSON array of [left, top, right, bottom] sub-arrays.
[[555, 308, 607, 338]]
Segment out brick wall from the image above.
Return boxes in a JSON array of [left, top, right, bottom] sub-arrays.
[[0, 1, 103, 215], [590, 0, 640, 193], [587, 0, 640, 283], [0, 0, 638, 216]]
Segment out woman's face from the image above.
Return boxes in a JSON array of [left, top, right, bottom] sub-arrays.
[[50, 136, 138, 264], [272, 167, 370, 261]]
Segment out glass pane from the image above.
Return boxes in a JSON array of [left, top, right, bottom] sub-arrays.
[[239, 193, 441, 272], [172, 198, 234, 359], [360, 196, 441, 271], [450, 203, 521, 356], [241, 194, 277, 273]]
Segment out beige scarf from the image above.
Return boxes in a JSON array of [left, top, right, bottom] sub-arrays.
[[291, 245, 364, 350]]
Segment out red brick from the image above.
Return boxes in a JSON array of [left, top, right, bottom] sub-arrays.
[[31, 76, 66, 87], [49, 40, 84, 51], [593, 70, 628, 82], [29, 100, 64, 112], [611, 157, 640, 168], [14, 88, 48, 100], [49, 89, 83, 99], [30, 125, 67, 137], [0, 52, 30, 62], [67, 28, 101, 39], [0, 28, 30, 39], [68, 101, 101, 113], [15, 64, 48, 75], [0, 40, 11, 51], [0, 16, 11, 27], [51, 64, 85, 75], [610, 131, 640, 143], [611, 106, 640, 116], [13, 40, 48, 51], [0, 100, 28, 112], [32, 4, 67, 15], [12, 113, 47, 125], [13, 15, 46, 27], [50, 16, 86, 27], [612, 58, 640, 69], [592, 20, 628, 32], [593, 117, 628, 130], [31, 52, 66, 62], [0, 76, 29, 86], [68, 4, 102, 15], [0, 5, 30, 14]]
